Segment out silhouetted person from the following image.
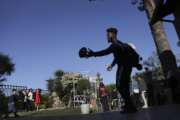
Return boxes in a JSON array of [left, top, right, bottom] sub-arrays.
[[5, 89, 19, 118], [135, 76, 148, 108], [83, 27, 141, 113], [144, 67, 154, 106], [22, 89, 28, 111], [0, 90, 6, 118]]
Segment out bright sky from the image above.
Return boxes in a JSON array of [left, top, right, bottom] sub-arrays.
[[0, 0, 179, 89]]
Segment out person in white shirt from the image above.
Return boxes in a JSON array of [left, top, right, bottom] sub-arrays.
[[27, 89, 34, 111], [136, 76, 148, 108]]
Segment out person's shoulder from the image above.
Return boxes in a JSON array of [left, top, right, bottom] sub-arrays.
[[115, 40, 126, 47], [117, 40, 124, 44]]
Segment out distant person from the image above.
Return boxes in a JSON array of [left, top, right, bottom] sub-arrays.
[[131, 78, 141, 109], [0, 91, 9, 119], [136, 76, 148, 108], [34, 89, 41, 111], [99, 82, 109, 112], [90, 95, 97, 112], [0, 90, 3, 118], [144, 67, 154, 106], [6, 89, 19, 118], [22, 89, 28, 111], [80, 27, 142, 113], [27, 89, 34, 111]]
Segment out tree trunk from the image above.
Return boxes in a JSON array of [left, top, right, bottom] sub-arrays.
[[144, 0, 180, 103], [143, 0, 178, 79], [174, 1, 180, 44]]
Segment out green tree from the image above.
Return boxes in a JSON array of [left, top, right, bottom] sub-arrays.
[[0, 53, 15, 83], [143, 51, 160, 68], [47, 69, 65, 94], [133, 51, 179, 84], [54, 70, 64, 79], [76, 79, 90, 95], [143, 51, 164, 80], [133, 52, 164, 82], [62, 83, 73, 107], [106, 84, 116, 94], [46, 78, 55, 92], [53, 70, 65, 98], [54, 79, 64, 98]]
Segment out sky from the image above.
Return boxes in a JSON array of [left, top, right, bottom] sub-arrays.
[[0, 0, 179, 90]]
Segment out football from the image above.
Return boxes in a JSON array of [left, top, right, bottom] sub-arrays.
[[79, 47, 88, 58], [136, 64, 143, 71]]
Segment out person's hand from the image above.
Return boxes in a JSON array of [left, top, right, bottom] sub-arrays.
[[107, 64, 112, 71], [86, 48, 94, 57]]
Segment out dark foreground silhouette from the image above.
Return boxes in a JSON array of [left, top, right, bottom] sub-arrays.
[[8, 104, 180, 120]]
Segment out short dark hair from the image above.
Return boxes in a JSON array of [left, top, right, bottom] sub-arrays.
[[106, 27, 118, 34]]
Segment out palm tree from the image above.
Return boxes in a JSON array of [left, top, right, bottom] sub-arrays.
[[0, 53, 15, 83]]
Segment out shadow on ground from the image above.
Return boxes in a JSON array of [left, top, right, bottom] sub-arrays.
[[8, 104, 180, 120]]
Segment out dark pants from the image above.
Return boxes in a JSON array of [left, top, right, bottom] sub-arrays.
[[116, 65, 136, 110], [132, 93, 143, 108], [27, 100, 34, 111], [0, 106, 3, 118], [23, 102, 29, 111], [100, 96, 109, 112]]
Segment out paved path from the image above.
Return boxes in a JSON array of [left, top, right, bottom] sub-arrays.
[[7, 104, 180, 120]]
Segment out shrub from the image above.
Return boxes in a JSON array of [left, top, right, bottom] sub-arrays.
[[41, 94, 53, 108]]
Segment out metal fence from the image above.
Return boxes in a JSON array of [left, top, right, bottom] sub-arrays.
[[0, 84, 49, 96], [0, 84, 27, 96]]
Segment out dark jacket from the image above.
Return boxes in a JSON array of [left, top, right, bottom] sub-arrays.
[[91, 40, 129, 67]]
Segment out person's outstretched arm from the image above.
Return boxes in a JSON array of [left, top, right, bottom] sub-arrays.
[[88, 45, 113, 57]]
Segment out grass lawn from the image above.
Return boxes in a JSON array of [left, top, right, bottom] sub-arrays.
[[19, 108, 81, 117]]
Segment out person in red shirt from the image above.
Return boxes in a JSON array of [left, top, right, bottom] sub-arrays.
[[34, 89, 41, 111], [99, 82, 109, 112]]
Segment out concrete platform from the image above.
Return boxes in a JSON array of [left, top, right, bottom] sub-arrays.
[[8, 104, 180, 120]]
